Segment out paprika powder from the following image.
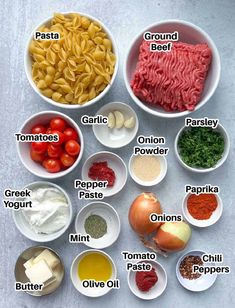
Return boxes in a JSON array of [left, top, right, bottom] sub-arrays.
[[187, 193, 218, 220]]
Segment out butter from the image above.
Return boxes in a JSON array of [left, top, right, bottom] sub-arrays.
[[25, 259, 54, 285], [33, 249, 59, 269], [23, 257, 34, 269]]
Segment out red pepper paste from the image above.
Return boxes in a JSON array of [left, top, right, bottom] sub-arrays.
[[88, 161, 116, 187], [187, 193, 218, 220], [135, 268, 158, 292]]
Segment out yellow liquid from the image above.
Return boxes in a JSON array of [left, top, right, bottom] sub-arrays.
[[78, 252, 112, 281]]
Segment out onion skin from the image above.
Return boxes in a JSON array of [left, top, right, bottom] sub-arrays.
[[153, 222, 191, 252], [129, 192, 162, 236]]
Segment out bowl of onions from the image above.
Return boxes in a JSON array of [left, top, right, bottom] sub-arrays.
[[128, 192, 192, 255]]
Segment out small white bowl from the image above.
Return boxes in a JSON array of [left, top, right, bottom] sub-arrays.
[[93, 102, 139, 148], [174, 123, 230, 173], [124, 19, 220, 118], [81, 151, 127, 197], [176, 250, 217, 292], [16, 110, 84, 178], [127, 260, 167, 300], [129, 153, 167, 186], [70, 249, 117, 297], [75, 201, 120, 249], [182, 193, 223, 228], [13, 181, 73, 242], [25, 12, 118, 109]]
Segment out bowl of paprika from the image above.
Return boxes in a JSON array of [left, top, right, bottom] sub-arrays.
[[182, 192, 223, 227]]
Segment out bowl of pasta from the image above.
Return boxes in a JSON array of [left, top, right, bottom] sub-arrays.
[[124, 19, 220, 118], [25, 12, 118, 109]]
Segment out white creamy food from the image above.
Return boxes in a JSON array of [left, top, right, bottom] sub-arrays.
[[22, 187, 70, 234]]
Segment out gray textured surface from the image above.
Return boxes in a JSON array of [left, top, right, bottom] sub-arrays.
[[1, 0, 235, 307]]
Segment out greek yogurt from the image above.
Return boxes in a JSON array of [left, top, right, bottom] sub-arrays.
[[22, 186, 70, 234]]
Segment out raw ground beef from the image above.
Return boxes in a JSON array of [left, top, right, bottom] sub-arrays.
[[131, 41, 212, 112]]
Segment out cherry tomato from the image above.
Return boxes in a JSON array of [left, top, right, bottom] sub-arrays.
[[46, 127, 52, 135], [43, 158, 61, 173], [63, 128, 79, 142], [60, 152, 76, 167], [50, 117, 67, 132], [65, 140, 81, 156], [47, 144, 63, 158], [31, 124, 47, 134], [31, 141, 47, 154], [51, 130, 65, 146], [30, 149, 45, 162]]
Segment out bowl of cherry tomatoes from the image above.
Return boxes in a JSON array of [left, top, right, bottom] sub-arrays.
[[17, 111, 84, 178]]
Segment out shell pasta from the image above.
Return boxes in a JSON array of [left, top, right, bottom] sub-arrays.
[[29, 13, 116, 105]]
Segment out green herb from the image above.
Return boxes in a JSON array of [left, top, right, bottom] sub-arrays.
[[84, 214, 107, 239], [178, 127, 225, 168]]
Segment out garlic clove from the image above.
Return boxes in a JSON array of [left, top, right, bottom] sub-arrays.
[[108, 112, 115, 128], [114, 111, 125, 129], [124, 116, 135, 129]]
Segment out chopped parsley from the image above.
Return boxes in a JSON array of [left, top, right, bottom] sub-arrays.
[[178, 127, 225, 168]]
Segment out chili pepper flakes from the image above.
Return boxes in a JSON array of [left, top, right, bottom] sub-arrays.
[[179, 255, 203, 280]]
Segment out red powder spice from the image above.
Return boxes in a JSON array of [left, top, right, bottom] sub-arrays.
[[88, 161, 116, 187], [187, 193, 218, 220], [135, 268, 158, 292]]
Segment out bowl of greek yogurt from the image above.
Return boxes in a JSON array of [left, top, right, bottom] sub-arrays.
[[13, 181, 72, 242]]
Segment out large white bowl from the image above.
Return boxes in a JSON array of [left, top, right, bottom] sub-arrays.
[[174, 123, 230, 173], [70, 249, 117, 297], [25, 12, 118, 109], [81, 151, 127, 197], [13, 181, 73, 242], [16, 110, 84, 178], [124, 19, 221, 118], [75, 201, 120, 249]]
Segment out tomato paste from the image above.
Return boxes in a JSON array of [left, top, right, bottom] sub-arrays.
[[88, 161, 116, 187], [135, 268, 158, 292]]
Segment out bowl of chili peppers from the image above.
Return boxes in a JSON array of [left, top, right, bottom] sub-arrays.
[[81, 151, 127, 197], [182, 193, 223, 227], [176, 250, 217, 292]]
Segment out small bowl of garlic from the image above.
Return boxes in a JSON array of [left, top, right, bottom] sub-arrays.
[[93, 102, 139, 148]]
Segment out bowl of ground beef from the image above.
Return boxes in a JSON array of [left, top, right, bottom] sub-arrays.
[[124, 20, 220, 118]]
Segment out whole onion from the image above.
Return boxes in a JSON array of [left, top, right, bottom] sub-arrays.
[[153, 221, 191, 252], [129, 192, 162, 236]]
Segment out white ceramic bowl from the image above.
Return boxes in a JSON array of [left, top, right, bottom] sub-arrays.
[[13, 181, 73, 242], [25, 12, 118, 109], [127, 260, 167, 300], [182, 193, 223, 228], [70, 249, 117, 297], [93, 102, 139, 148], [129, 153, 167, 186], [81, 151, 127, 197], [16, 110, 84, 178], [174, 123, 230, 173], [124, 19, 220, 118], [176, 250, 217, 292], [75, 201, 120, 249]]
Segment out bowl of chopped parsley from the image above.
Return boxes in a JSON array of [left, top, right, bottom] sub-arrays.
[[175, 124, 230, 172]]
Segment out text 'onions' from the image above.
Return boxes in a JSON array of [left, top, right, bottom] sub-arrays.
[[128, 192, 162, 236]]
